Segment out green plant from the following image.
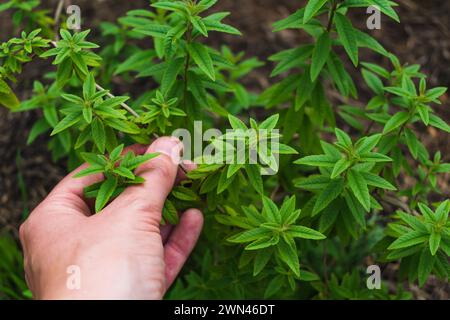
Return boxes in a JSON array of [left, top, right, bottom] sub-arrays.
[[76, 144, 159, 212], [0, 233, 31, 300], [0, 0, 54, 37], [0, 0, 449, 300]]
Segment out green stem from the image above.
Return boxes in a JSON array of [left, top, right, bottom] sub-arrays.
[[183, 25, 193, 110], [326, 1, 338, 32]]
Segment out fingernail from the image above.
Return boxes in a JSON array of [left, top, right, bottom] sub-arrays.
[[152, 137, 183, 165]]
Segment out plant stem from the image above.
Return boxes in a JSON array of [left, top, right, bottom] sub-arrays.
[[326, 1, 338, 32], [183, 25, 193, 110], [323, 241, 329, 296], [95, 84, 140, 118], [53, 0, 65, 40]]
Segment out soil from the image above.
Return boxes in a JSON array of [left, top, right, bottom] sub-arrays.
[[0, 0, 448, 298]]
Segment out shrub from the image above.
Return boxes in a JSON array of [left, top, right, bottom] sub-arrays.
[[0, 0, 448, 299]]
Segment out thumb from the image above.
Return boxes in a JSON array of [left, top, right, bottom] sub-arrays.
[[108, 137, 183, 222]]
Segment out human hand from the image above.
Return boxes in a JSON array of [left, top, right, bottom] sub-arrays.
[[19, 137, 203, 300]]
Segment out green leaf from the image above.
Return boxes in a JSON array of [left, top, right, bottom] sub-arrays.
[[122, 152, 159, 170], [103, 118, 140, 134], [82, 107, 93, 124], [217, 167, 235, 194], [0, 82, 20, 110], [344, 192, 366, 228], [259, 114, 279, 130], [135, 24, 171, 38], [91, 118, 106, 153], [264, 275, 284, 298], [404, 128, 419, 159], [331, 158, 352, 178], [360, 172, 396, 190], [83, 73, 96, 99], [70, 53, 88, 75], [288, 225, 326, 240], [74, 166, 104, 178], [429, 114, 450, 133], [203, 16, 242, 35], [191, 16, 208, 37], [334, 13, 359, 66], [277, 237, 300, 277], [355, 134, 382, 154], [435, 200, 449, 223], [114, 50, 155, 75], [384, 86, 411, 97], [228, 114, 247, 130], [303, 0, 328, 23], [109, 144, 124, 161], [228, 228, 272, 243], [81, 152, 107, 166], [417, 104, 430, 126], [294, 154, 338, 167], [163, 200, 179, 225], [299, 270, 320, 282], [361, 62, 390, 79], [188, 42, 215, 81], [56, 59, 73, 86], [161, 57, 184, 95], [245, 164, 264, 194], [279, 196, 296, 223], [418, 247, 435, 287], [335, 128, 353, 148], [295, 68, 314, 110], [253, 250, 272, 276], [246, 237, 278, 251], [227, 163, 243, 178], [426, 87, 447, 101], [310, 32, 331, 81], [429, 232, 441, 256], [383, 111, 409, 134], [113, 167, 135, 180], [27, 118, 50, 145], [359, 152, 393, 162], [347, 169, 370, 211], [371, 0, 400, 22], [295, 175, 331, 191], [151, 1, 187, 13], [271, 45, 313, 77], [397, 211, 428, 233], [172, 186, 200, 202], [95, 176, 118, 212], [362, 69, 384, 95], [51, 112, 81, 135], [388, 230, 429, 250], [418, 202, 437, 222], [273, 8, 305, 31], [355, 29, 389, 56], [262, 196, 280, 223], [198, 0, 218, 10], [313, 178, 344, 215]]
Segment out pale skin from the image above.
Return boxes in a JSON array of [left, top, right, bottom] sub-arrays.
[[19, 137, 204, 300]]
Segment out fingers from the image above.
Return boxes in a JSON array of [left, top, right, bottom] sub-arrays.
[[160, 225, 174, 244], [46, 144, 148, 217], [49, 163, 103, 200], [111, 137, 183, 218], [42, 163, 104, 217], [164, 209, 203, 289]]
